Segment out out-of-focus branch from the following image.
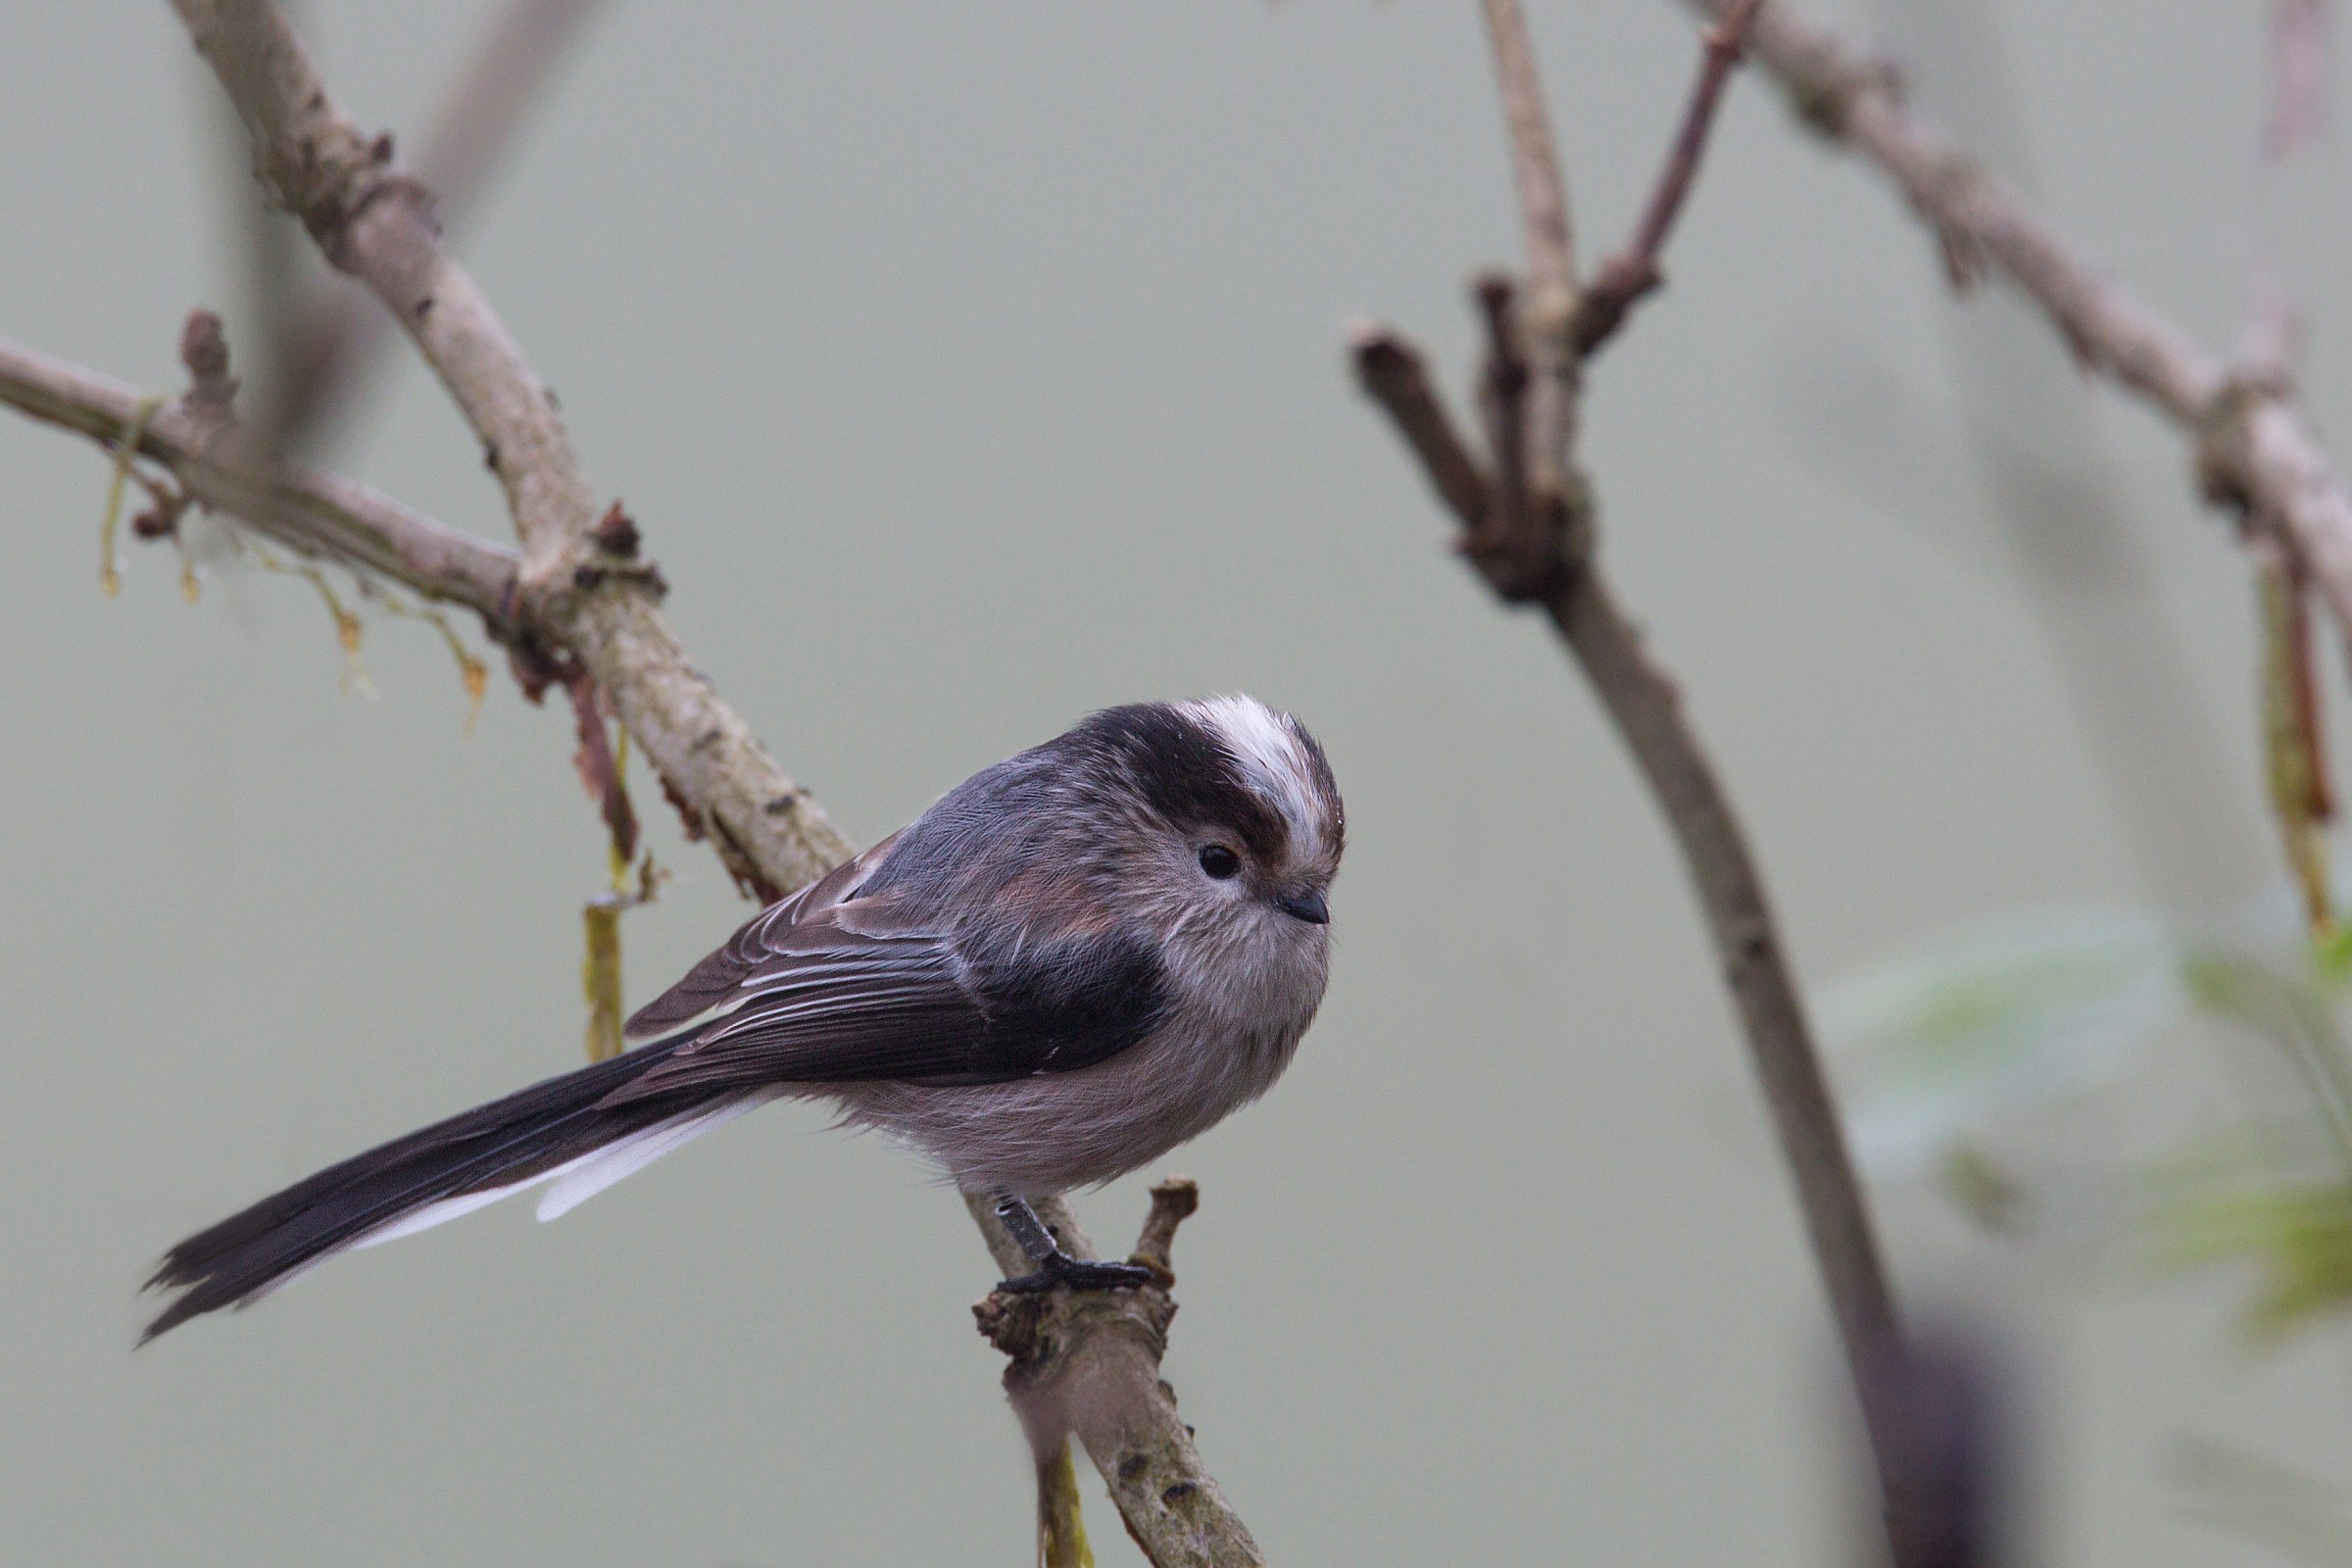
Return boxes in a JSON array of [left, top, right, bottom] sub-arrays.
[[1867, 1333, 1999, 1568], [0, 331, 517, 629], [971, 1180, 1258, 1568], [262, 0, 605, 449], [1481, 0, 1578, 319], [1353, 4, 1918, 1559], [174, 0, 852, 901], [1678, 0, 2352, 663], [1348, 329, 1491, 525], [159, 4, 1259, 1560], [1481, 0, 1581, 491], [178, 0, 597, 576], [1355, 320, 1914, 1555], [1573, 0, 1764, 357]]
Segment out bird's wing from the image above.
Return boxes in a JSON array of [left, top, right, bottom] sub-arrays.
[[622, 833, 901, 1046], [608, 852, 1168, 1102]]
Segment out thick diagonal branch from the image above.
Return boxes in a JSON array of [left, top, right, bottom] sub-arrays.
[[1684, 0, 2352, 656], [264, 0, 606, 449], [174, 0, 854, 900]]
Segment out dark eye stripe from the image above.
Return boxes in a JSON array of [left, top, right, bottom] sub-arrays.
[[1070, 704, 1290, 859]]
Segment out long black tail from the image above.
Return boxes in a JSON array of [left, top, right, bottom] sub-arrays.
[[143, 1038, 714, 1341]]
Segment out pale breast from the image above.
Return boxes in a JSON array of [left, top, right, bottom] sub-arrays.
[[828, 1002, 1310, 1199]]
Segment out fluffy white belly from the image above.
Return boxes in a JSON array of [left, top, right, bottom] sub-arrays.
[[829, 1013, 1304, 1199]]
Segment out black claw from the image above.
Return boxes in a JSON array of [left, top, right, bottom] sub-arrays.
[[997, 1252, 1158, 1295]]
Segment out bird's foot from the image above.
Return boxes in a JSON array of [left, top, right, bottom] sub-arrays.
[[995, 1250, 1159, 1295]]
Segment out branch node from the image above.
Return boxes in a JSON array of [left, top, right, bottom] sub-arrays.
[[1786, 51, 1902, 141], [2195, 370, 2293, 519], [1467, 275, 1589, 603], [178, 309, 240, 424]]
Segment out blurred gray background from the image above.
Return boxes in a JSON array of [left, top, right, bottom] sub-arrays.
[[1, 1, 2344, 1562]]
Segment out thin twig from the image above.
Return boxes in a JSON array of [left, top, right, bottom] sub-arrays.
[[1345, 324, 1490, 525], [2255, 530, 2336, 936], [1127, 1177, 1200, 1284], [165, 5, 1257, 1561], [1481, 0, 1577, 305], [0, 334, 519, 627], [1573, 0, 1764, 357], [1354, 1, 1915, 1552], [1354, 328, 1913, 1554]]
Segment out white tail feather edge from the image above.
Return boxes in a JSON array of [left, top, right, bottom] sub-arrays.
[[319, 1094, 763, 1261], [229, 1093, 766, 1310], [536, 1096, 766, 1220]]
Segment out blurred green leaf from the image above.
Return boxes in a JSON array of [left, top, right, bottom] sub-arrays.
[[2134, 1172, 2352, 1343], [1936, 1139, 2032, 1232], [1821, 909, 2183, 1177], [2174, 1435, 2352, 1565], [2179, 951, 2352, 1164], [2314, 921, 2352, 986]]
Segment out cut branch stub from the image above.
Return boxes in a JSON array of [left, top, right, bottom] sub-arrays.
[[1127, 1176, 1200, 1285], [1346, 324, 1490, 525]]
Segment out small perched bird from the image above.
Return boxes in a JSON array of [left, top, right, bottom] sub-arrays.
[[144, 696, 1344, 1339]]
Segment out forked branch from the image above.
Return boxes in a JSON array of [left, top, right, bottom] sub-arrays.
[[174, 0, 854, 904], [1354, 3, 1917, 1559]]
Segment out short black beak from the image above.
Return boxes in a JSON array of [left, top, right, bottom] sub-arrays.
[[1276, 888, 1329, 925]]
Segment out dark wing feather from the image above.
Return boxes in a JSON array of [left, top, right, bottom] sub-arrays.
[[622, 835, 898, 1045], [606, 891, 1169, 1104]]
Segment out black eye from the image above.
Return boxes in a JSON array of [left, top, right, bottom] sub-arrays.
[[1198, 845, 1241, 880]]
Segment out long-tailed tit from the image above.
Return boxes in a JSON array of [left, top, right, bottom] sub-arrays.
[[144, 696, 1344, 1339]]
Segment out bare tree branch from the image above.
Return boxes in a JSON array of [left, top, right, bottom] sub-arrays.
[[1480, 0, 1582, 491], [173, 0, 854, 901], [0, 333, 518, 628], [1481, 0, 1579, 317], [150, 3, 1260, 1560], [1573, 0, 1765, 357], [178, 0, 597, 576], [1354, 322, 1913, 1556], [970, 1183, 1259, 1568], [1681, 0, 2352, 664], [264, 0, 606, 449], [1356, 4, 1918, 1556], [1347, 325, 1490, 525]]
